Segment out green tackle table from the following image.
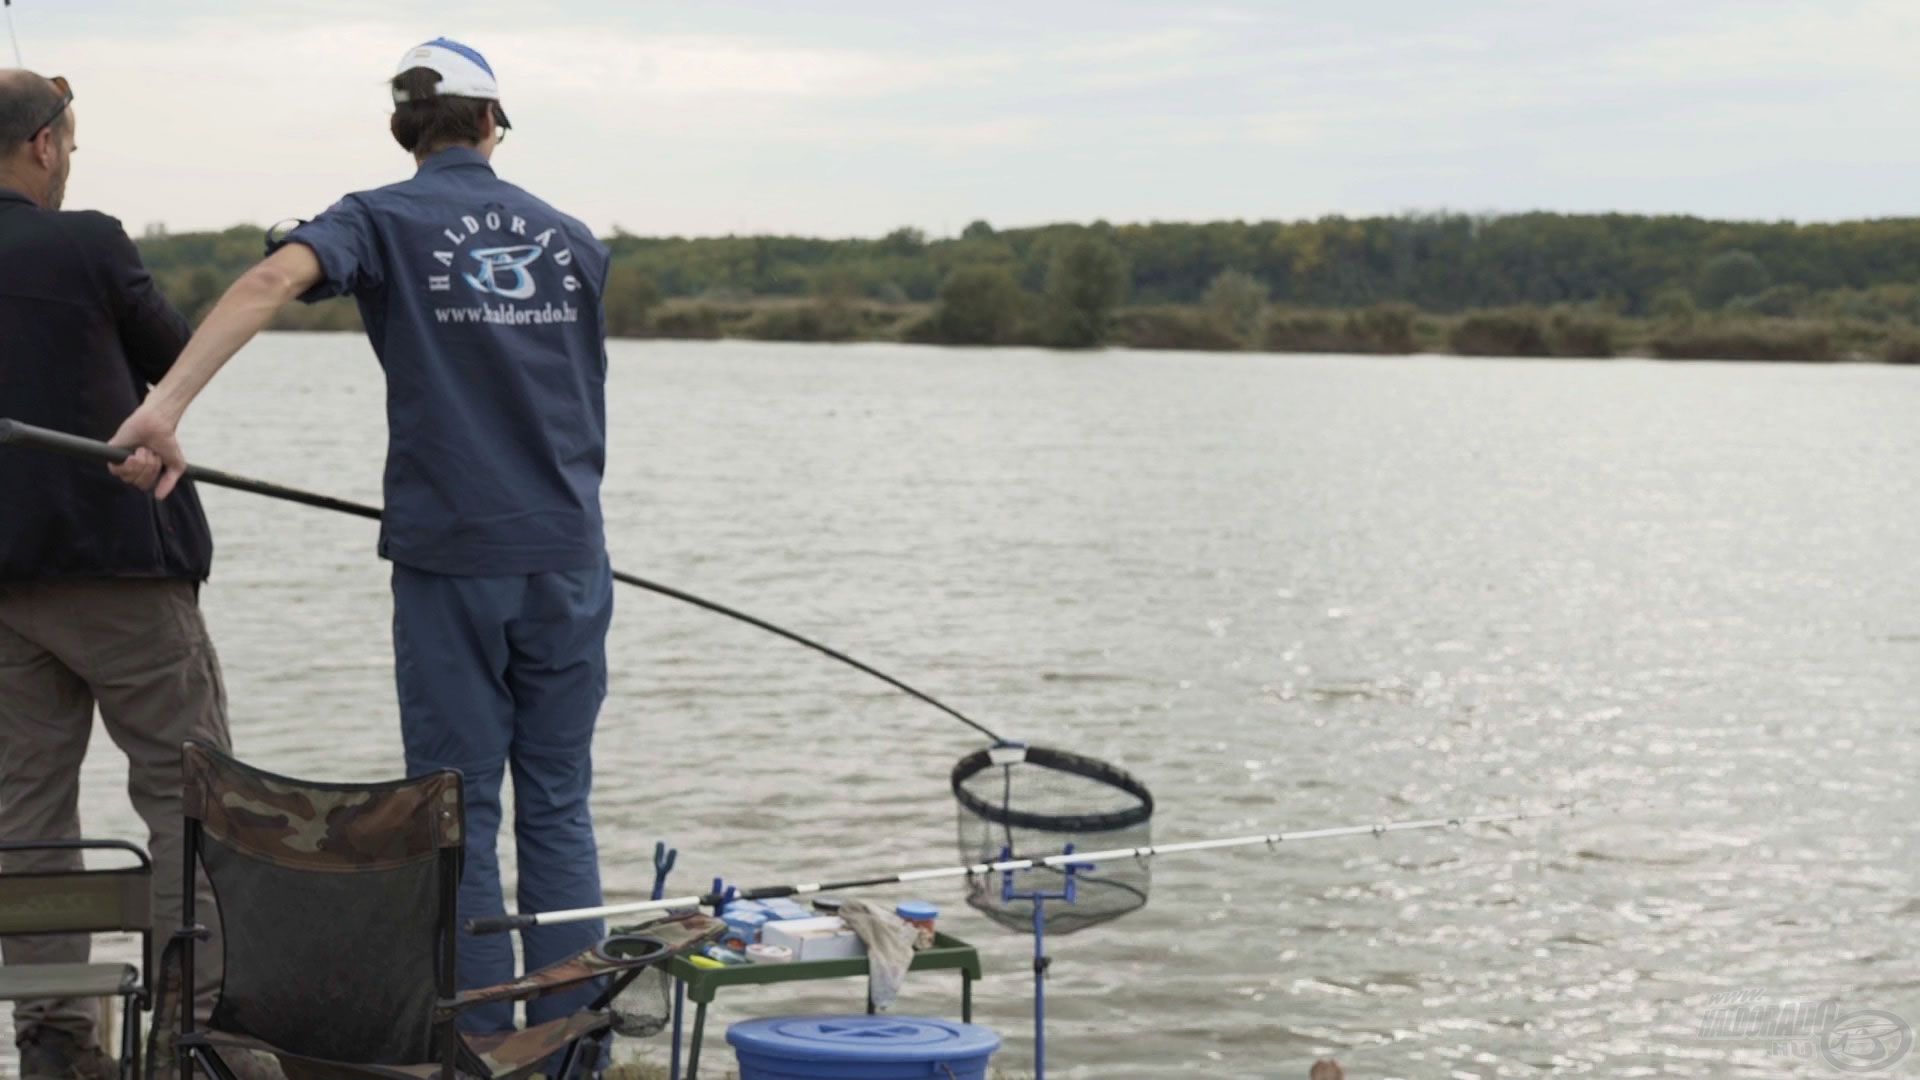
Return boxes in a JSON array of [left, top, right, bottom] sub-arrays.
[[664, 932, 983, 1080]]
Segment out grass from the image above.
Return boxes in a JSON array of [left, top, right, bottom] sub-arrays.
[[1264, 304, 1417, 355], [1646, 317, 1838, 362], [642, 298, 929, 344]]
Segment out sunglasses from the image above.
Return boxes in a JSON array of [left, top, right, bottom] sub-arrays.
[[29, 75, 72, 142]]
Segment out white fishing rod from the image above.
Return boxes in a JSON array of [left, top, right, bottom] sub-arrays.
[[468, 801, 1578, 934]]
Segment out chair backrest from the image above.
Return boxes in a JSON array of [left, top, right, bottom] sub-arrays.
[[182, 741, 463, 1066], [0, 840, 151, 937]]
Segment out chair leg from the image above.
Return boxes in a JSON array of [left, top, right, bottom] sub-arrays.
[[124, 995, 143, 1080], [568, 1029, 614, 1080], [436, 1018, 458, 1080], [193, 1048, 242, 1080], [599, 1028, 616, 1078]]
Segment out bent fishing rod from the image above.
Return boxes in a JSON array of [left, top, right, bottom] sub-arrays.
[[468, 802, 1579, 934], [4, 0, 24, 67], [0, 418, 1001, 741]]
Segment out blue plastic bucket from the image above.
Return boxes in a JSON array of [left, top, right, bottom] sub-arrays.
[[727, 1015, 1002, 1080]]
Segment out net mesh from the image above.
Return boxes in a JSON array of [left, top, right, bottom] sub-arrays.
[[952, 745, 1153, 936], [610, 965, 672, 1038]]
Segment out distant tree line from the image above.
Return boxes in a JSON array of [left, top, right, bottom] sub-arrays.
[[590, 214, 1920, 315], [133, 212, 1920, 359]]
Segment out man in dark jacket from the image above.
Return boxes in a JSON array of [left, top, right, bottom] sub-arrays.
[[0, 70, 229, 1080]]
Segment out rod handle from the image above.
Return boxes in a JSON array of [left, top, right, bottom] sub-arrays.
[[0, 419, 132, 464], [466, 913, 536, 935]]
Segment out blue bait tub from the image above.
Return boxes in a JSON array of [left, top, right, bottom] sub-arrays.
[[726, 1015, 1002, 1080]]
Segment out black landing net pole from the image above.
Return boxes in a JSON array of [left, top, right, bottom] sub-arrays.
[[0, 418, 1003, 742]]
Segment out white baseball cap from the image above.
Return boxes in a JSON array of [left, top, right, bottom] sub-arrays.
[[393, 38, 511, 127]]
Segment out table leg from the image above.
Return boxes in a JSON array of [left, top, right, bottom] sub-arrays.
[[670, 982, 685, 1080], [962, 973, 973, 1023], [687, 1001, 708, 1080]]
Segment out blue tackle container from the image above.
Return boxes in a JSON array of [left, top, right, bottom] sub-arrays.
[[894, 901, 939, 923], [727, 1015, 1001, 1080]]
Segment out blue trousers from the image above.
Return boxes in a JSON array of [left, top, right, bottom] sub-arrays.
[[391, 558, 612, 1036]]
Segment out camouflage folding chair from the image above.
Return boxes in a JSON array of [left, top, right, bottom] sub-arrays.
[[0, 839, 151, 1079], [172, 741, 722, 1080]]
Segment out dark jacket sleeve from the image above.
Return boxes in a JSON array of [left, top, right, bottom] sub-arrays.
[[80, 214, 192, 385]]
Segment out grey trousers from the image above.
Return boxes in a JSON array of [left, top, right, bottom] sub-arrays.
[[0, 579, 230, 1050]]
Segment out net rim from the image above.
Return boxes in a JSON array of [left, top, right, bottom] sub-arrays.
[[950, 744, 1154, 833]]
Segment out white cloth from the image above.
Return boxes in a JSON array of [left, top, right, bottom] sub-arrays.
[[838, 900, 921, 1010]]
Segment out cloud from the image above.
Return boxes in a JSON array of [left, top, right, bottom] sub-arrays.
[[25, 0, 1920, 236], [1612, 0, 1920, 80], [507, 33, 992, 101]]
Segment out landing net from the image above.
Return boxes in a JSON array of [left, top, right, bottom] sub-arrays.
[[951, 745, 1154, 936]]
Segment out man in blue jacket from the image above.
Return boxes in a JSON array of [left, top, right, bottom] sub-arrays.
[[0, 70, 229, 1079], [108, 39, 615, 1047]]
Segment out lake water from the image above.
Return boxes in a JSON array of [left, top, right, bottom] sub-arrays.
[[19, 337, 1920, 1078]]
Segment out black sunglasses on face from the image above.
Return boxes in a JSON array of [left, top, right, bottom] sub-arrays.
[[29, 75, 72, 141]]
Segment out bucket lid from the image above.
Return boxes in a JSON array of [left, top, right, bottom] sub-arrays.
[[895, 901, 940, 921], [727, 1016, 1001, 1062]]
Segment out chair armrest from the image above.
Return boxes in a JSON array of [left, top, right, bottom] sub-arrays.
[[448, 912, 724, 1013]]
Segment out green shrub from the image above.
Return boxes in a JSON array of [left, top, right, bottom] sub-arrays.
[[604, 262, 660, 337], [1263, 311, 1343, 353], [1202, 270, 1269, 347], [1343, 304, 1417, 353], [649, 304, 725, 339], [1726, 284, 1808, 319], [1043, 237, 1130, 348], [739, 300, 860, 342], [1448, 309, 1551, 356], [1261, 305, 1414, 354], [929, 265, 1026, 345], [1113, 307, 1243, 351], [1698, 249, 1771, 309], [1651, 287, 1698, 323], [1880, 332, 1920, 365], [1648, 319, 1836, 362], [899, 313, 943, 345], [1546, 311, 1618, 357]]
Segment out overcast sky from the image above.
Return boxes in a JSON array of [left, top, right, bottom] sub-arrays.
[[14, 0, 1918, 238]]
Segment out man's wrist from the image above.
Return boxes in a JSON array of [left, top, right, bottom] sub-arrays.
[[143, 381, 192, 428]]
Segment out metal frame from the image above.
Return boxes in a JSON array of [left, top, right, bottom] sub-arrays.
[[661, 932, 982, 1080], [175, 796, 503, 1080], [998, 844, 1091, 1080], [0, 838, 152, 1080], [170, 748, 657, 1080]]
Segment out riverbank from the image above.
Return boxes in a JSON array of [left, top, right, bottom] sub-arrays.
[[237, 287, 1920, 363], [253, 294, 1920, 363], [604, 296, 1920, 363], [137, 213, 1920, 364]]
